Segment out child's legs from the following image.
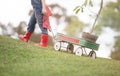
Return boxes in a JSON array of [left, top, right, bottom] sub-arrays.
[[35, 9, 48, 34], [27, 12, 36, 33]]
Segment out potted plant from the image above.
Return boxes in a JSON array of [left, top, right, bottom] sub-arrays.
[[74, 0, 103, 42]]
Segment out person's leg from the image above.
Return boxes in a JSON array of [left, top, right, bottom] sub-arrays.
[[35, 9, 48, 34], [19, 12, 36, 42], [35, 9, 48, 47], [27, 12, 36, 33]]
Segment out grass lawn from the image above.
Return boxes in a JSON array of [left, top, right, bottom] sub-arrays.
[[0, 35, 120, 76]]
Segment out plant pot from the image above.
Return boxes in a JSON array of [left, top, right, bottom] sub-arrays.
[[82, 32, 98, 43]]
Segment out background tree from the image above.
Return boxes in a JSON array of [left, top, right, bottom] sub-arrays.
[[14, 21, 27, 35], [96, 0, 120, 60], [64, 16, 85, 37], [49, 4, 67, 25], [0, 22, 15, 37], [0, 22, 7, 35], [96, 0, 120, 32], [111, 36, 120, 60]]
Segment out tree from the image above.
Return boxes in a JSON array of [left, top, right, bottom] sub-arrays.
[[97, 0, 120, 32], [97, 0, 120, 60], [74, 0, 103, 34], [14, 21, 27, 35], [64, 16, 85, 37], [0, 22, 7, 35], [0, 22, 15, 36], [111, 36, 120, 60]]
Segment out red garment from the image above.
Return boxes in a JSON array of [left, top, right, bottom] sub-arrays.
[[43, 6, 52, 31]]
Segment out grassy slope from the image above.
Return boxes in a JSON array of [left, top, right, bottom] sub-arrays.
[[0, 35, 120, 76]]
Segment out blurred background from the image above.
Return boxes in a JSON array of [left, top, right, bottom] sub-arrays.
[[0, 0, 120, 60]]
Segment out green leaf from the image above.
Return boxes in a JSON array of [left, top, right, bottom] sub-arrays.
[[73, 6, 80, 12], [89, 0, 93, 7], [81, 7, 84, 12], [75, 8, 81, 14], [83, 0, 88, 7]]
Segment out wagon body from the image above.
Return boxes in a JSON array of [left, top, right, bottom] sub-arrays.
[[54, 33, 100, 58], [56, 33, 99, 50]]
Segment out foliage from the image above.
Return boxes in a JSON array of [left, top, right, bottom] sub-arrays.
[[0, 36, 120, 76], [14, 21, 27, 35], [49, 3, 86, 37], [65, 0, 103, 37], [0, 22, 18, 37], [111, 36, 120, 60], [0, 22, 7, 35], [74, 0, 103, 34], [49, 4, 67, 25], [96, 0, 120, 32], [64, 16, 85, 37], [96, 0, 120, 60], [73, 0, 93, 14]]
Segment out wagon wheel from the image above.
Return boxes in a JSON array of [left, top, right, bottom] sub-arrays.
[[88, 50, 96, 59], [54, 41, 61, 51], [67, 43, 74, 53], [75, 47, 83, 56]]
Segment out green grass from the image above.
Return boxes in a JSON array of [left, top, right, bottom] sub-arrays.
[[0, 35, 120, 76]]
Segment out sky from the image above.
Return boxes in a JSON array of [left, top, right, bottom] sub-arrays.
[[0, 0, 116, 58], [0, 0, 31, 26], [0, 0, 108, 26]]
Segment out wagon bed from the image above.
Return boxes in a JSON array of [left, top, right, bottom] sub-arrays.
[[54, 33, 100, 58]]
